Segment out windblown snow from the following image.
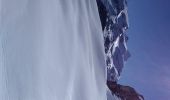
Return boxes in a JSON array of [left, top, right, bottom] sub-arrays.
[[0, 0, 107, 100]]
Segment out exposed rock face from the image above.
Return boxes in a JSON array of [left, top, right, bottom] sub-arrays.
[[107, 81, 144, 100], [96, 0, 144, 100], [97, 0, 130, 83]]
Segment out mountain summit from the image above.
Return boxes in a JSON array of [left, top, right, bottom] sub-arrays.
[[96, 0, 144, 99]]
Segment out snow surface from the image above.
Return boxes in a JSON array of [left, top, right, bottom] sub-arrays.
[[0, 0, 108, 100]]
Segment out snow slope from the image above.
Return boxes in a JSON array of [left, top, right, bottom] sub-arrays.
[[0, 0, 107, 100]]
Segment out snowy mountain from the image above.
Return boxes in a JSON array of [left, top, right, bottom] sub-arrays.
[[96, 0, 144, 100], [0, 0, 143, 99]]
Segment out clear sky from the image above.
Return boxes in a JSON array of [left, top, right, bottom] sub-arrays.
[[119, 0, 170, 99]]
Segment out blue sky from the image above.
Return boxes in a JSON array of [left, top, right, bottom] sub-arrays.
[[119, 0, 170, 99]]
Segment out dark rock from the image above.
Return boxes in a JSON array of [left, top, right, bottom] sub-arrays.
[[107, 81, 144, 100]]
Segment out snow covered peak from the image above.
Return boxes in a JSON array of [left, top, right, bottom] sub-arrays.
[[97, 0, 144, 100]]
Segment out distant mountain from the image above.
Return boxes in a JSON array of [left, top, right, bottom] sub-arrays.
[[96, 0, 144, 100]]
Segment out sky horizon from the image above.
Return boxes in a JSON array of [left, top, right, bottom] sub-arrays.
[[119, 0, 170, 99]]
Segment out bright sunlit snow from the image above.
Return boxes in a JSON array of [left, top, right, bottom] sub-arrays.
[[0, 0, 107, 100]]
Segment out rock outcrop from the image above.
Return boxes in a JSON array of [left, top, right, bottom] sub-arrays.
[[107, 81, 144, 100]]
